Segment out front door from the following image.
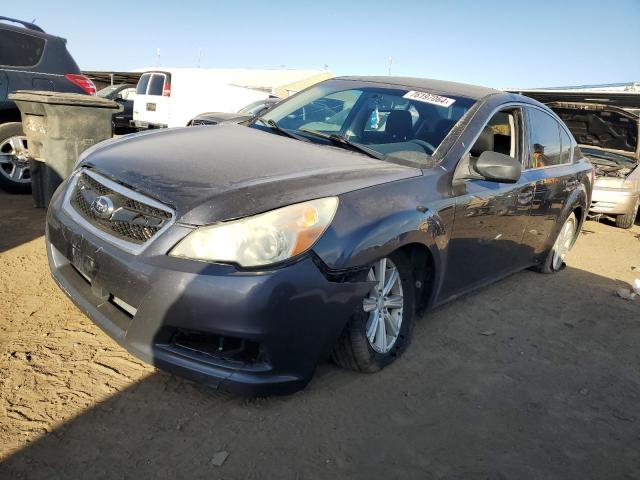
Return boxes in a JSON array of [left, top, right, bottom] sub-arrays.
[[439, 107, 535, 300]]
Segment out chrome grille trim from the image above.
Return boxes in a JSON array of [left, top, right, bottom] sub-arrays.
[[62, 168, 176, 255]]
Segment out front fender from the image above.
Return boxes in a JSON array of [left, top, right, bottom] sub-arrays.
[[312, 178, 453, 281]]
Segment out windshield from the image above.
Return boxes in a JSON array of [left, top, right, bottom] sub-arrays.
[[256, 79, 476, 166]]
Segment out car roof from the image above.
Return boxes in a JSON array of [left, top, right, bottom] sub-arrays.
[[0, 16, 44, 32], [0, 18, 65, 42], [335, 76, 500, 100]]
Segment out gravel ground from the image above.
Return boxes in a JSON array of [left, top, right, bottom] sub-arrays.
[[1, 190, 639, 480]]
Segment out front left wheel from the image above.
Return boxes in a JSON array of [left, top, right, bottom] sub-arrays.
[[332, 251, 415, 373]]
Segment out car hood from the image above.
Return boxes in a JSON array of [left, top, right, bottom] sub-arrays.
[[547, 102, 639, 159], [80, 124, 421, 224], [509, 90, 640, 158]]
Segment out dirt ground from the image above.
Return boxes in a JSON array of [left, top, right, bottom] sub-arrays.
[[0, 189, 639, 480]]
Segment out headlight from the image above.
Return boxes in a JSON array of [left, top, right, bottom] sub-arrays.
[[169, 197, 339, 267]]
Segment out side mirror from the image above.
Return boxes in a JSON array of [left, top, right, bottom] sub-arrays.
[[472, 151, 522, 183]]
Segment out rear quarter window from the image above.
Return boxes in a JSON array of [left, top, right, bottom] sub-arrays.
[[560, 127, 572, 164], [0, 29, 45, 67]]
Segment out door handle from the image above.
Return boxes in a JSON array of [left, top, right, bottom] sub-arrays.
[[564, 179, 579, 189]]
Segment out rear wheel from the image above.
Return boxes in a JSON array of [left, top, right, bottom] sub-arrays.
[[0, 122, 31, 194], [536, 212, 577, 274], [332, 251, 415, 372], [615, 196, 639, 229]]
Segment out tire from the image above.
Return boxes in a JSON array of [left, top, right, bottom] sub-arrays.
[[0, 122, 31, 194], [332, 251, 415, 373], [615, 196, 639, 229], [536, 212, 578, 274]]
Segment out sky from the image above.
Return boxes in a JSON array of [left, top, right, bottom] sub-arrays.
[[5, 0, 640, 89]]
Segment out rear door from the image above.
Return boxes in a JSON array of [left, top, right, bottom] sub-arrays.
[[133, 71, 170, 127], [519, 106, 578, 257]]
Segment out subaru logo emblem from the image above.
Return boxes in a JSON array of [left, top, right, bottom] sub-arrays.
[[91, 196, 114, 219]]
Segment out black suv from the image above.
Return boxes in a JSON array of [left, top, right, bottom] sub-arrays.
[[0, 17, 95, 193]]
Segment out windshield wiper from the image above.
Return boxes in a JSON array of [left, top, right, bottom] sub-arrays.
[[255, 118, 308, 142], [298, 128, 385, 160]]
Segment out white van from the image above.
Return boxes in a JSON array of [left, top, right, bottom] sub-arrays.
[[133, 68, 270, 129]]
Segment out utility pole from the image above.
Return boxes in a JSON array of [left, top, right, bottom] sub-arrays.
[[197, 49, 202, 68], [156, 48, 161, 67], [388, 56, 393, 76]]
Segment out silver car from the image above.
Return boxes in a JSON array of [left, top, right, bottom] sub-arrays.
[[586, 145, 639, 228], [510, 90, 639, 228], [554, 102, 639, 228]]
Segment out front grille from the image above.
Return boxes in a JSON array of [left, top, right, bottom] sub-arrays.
[[68, 170, 173, 246], [170, 329, 263, 366]]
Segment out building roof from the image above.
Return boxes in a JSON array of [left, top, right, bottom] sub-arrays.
[[506, 89, 640, 110], [83, 71, 143, 87], [512, 82, 640, 93], [133, 68, 332, 93]]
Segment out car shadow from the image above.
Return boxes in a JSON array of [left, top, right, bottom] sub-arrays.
[[2, 265, 639, 479], [0, 190, 46, 253], [590, 211, 640, 228]]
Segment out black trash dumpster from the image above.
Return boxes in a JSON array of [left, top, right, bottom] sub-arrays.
[[8, 91, 121, 208]]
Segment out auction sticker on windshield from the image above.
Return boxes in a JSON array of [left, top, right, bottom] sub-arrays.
[[403, 91, 455, 108]]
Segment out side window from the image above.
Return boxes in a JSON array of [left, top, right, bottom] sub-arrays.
[[527, 108, 562, 168], [147, 74, 165, 96], [469, 109, 520, 160], [560, 127, 572, 164], [136, 74, 151, 95], [0, 29, 45, 67]]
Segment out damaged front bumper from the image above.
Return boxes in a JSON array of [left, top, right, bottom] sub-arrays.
[[589, 186, 638, 215], [45, 187, 369, 396]]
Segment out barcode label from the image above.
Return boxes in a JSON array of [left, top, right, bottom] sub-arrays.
[[403, 91, 455, 108]]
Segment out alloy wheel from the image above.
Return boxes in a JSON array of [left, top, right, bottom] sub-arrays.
[[0, 135, 31, 184], [552, 215, 576, 271], [363, 257, 404, 354]]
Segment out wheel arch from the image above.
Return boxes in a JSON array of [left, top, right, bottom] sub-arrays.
[[546, 183, 588, 253], [0, 108, 22, 125], [567, 183, 588, 226], [394, 242, 438, 314], [314, 221, 445, 315]]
